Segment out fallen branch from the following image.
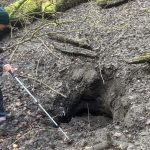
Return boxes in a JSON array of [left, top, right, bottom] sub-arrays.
[[126, 50, 150, 64], [126, 55, 150, 64], [48, 33, 92, 50], [54, 44, 97, 58], [6, 28, 88, 51]]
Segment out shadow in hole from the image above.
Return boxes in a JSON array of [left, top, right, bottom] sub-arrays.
[[101, 0, 132, 9], [53, 99, 113, 126]]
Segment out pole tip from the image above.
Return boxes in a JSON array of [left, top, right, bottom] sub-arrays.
[[67, 139, 74, 145]]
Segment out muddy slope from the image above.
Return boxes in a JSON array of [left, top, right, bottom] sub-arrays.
[[0, 0, 150, 150]]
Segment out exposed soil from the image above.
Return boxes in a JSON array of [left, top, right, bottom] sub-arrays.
[[0, 0, 150, 150]]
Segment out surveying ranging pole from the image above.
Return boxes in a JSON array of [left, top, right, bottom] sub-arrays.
[[9, 71, 72, 144]]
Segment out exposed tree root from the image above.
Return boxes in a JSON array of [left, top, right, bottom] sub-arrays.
[[96, 0, 132, 8], [48, 33, 92, 50], [54, 44, 97, 58], [126, 50, 150, 64]]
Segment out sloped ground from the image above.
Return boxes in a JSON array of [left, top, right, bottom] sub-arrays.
[[0, 0, 150, 150]]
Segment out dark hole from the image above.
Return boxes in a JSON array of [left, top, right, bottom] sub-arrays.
[[44, 69, 113, 124], [53, 78, 113, 125]]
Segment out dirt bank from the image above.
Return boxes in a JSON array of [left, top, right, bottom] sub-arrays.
[[0, 0, 150, 150]]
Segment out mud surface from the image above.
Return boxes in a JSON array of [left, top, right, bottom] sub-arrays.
[[0, 0, 150, 150]]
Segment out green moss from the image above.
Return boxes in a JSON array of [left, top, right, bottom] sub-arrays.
[[136, 55, 150, 63], [127, 55, 150, 64], [5, 0, 89, 22], [5, 0, 39, 20], [41, 0, 57, 13], [96, 0, 111, 6]]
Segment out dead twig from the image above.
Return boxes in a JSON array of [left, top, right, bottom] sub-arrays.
[[19, 75, 67, 98], [6, 28, 88, 52], [7, 127, 34, 150], [87, 103, 91, 129], [38, 38, 60, 59], [6, 21, 56, 51], [98, 61, 105, 85], [7, 126, 50, 150]]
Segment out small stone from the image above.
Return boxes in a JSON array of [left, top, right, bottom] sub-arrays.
[[113, 132, 122, 138], [80, 139, 87, 147], [16, 133, 21, 138], [85, 146, 93, 150], [114, 125, 120, 129], [12, 119, 19, 125], [50, 144, 55, 149], [0, 139, 4, 143], [145, 119, 150, 125], [123, 130, 129, 133], [127, 144, 134, 150], [13, 144, 18, 148], [16, 102, 21, 107], [140, 132, 148, 136]]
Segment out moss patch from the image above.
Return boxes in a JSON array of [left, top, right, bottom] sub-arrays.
[[96, 0, 111, 6], [5, 0, 89, 21], [5, 0, 39, 20]]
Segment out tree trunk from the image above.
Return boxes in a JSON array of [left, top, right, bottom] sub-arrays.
[[5, 0, 88, 23], [4, 0, 131, 23]]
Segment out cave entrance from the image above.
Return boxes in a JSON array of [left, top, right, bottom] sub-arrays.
[[55, 73, 114, 127]]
